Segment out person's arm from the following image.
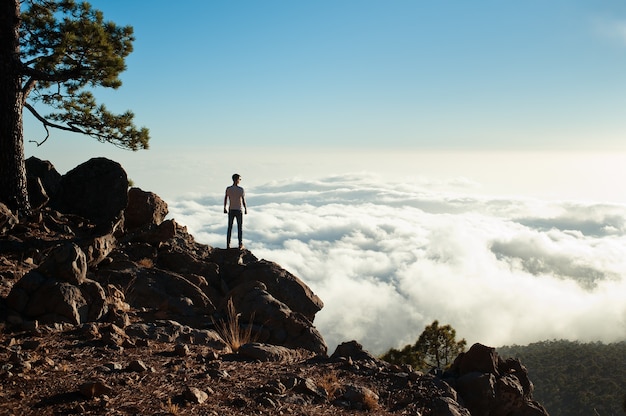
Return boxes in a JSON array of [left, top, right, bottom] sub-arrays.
[[242, 194, 248, 214], [223, 189, 228, 213]]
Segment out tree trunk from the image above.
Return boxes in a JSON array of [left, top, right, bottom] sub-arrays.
[[0, 0, 29, 212]]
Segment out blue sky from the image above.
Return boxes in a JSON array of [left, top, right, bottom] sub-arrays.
[[26, 1, 626, 148], [126, 1, 626, 149], [24, 1, 626, 200]]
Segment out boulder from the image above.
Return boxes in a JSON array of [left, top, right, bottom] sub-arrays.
[[79, 234, 117, 267], [125, 187, 168, 230], [493, 374, 526, 415], [331, 340, 377, 362], [447, 344, 549, 416], [25, 157, 61, 200], [210, 247, 247, 267], [455, 343, 500, 376], [121, 268, 215, 316], [80, 278, 109, 322], [100, 323, 131, 347], [498, 357, 533, 398], [237, 343, 302, 362], [455, 372, 496, 415], [230, 260, 323, 322], [125, 218, 177, 244], [431, 396, 472, 416], [5, 271, 46, 312], [157, 249, 219, 279], [224, 281, 327, 355], [50, 157, 128, 228], [184, 386, 209, 404], [6, 243, 109, 325], [37, 243, 87, 285], [6, 270, 108, 325]]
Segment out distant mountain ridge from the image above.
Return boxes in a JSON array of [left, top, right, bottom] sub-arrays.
[[498, 340, 626, 416]]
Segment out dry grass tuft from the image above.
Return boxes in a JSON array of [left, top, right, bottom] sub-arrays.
[[212, 298, 257, 352], [160, 397, 179, 415], [318, 371, 341, 398], [363, 392, 380, 411], [137, 258, 154, 268]]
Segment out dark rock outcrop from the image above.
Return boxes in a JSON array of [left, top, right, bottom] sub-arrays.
[[4, 157, 327, 355], [49, 157, 128, 228], [330, 340, 378, 362], [26, 157, 62, 197], [230, 259, 323, 322], [222, 279, 326, 354], [445, 343, 549, 416], [5, 243, 109, 325], [25, 157, 62, 209], [125, 187, 168, 230]]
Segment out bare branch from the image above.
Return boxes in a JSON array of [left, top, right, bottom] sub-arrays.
[[29, 123, 50, 147], [24, 102, 86, 146]]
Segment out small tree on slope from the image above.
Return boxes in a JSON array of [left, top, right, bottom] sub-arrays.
[[381, 320, 467, 371], [0, 0, 149, 212]]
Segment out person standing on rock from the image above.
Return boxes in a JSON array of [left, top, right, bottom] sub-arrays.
[[224, 173, 247, 249]]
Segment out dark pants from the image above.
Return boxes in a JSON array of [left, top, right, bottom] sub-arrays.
[[227, 209, 243, 247]]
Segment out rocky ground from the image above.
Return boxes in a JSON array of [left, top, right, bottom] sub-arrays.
[[0, 320, 457, 416]]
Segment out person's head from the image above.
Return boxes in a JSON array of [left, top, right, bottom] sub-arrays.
[[232, 173, 241, 183]]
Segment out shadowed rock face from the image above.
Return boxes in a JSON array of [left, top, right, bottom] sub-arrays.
[[49, 157, 128, 228], [25, 157, 61, 210], [25, 157, 61, 197], [445, 343, 550, 416], [125, 187, 168, 230]]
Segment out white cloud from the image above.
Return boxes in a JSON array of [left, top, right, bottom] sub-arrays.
[[169, 174, 626, 355]]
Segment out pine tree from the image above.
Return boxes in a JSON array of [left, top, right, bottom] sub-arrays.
[[415, 320, 467, 369], [380, 320, 467, 371], [0, 0, 149, 212]]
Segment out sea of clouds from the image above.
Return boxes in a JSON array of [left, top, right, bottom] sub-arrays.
[[168, 173, 626, 355]]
